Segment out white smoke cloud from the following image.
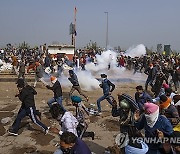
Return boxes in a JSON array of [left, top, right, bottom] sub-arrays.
[[58, 73, 72, 88], [125, 44, 146, 58], [55, 70, 100, 91], [38, 44, 147, 91], [76, 71, 100, 91], [83, 45, 147, 85], [86, 50, 117, 73]]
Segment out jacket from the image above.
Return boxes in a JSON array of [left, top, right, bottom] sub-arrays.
[[68, 72, 79, 86], [135, 91, 152, 109], [144, 67, 157, 79], [46, 80, 62, 98], [71, 138, 91, 154], [164, 104, 179, 118], [101, 78, 115, 95], [134, 115, 173, 150], [18, 85, 37, 109], [54, 138, 91, 154]]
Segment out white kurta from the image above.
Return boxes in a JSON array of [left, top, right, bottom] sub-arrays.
[[60, 112, 78, 136]]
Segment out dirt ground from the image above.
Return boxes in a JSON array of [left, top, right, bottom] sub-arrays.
[[0, 80, 141, 154]]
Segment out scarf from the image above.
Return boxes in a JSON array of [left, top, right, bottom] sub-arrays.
[[145, 108, 159, 128]]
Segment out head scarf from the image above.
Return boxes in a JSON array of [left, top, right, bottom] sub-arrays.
[[144, 103, 159, 128]]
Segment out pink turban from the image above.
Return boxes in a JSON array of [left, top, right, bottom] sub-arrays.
[[144, 102, 159, 114], [162, 83, 169, 89]]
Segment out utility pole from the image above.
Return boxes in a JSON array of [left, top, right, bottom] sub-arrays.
[[104, 12, 108, 50], [74, 7, 77, 49]]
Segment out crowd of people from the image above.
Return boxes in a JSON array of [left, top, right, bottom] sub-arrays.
[[0, 45, 180, 154]]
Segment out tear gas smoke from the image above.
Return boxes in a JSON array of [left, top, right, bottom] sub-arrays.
[[43, 70, 100, 91], [76, 71, 100, 91], [57, 45, 147, 91], [86, 50, 117, 73], [125, 44, 146, 58], [58, 70, 100, 91]]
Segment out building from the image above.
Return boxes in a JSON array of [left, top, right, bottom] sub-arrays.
[[48, 44, 75, 60]]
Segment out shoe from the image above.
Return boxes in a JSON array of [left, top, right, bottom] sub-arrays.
[[45, 127, 50, 135], [8, 130, 18, 136], [90, 132, 95, 140]]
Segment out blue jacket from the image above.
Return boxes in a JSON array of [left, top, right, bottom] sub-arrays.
[[134, 115, 173, 150], [71, 138, 91, 154], [135, 91, 152, 109], [54, 138, 91, 154], [100, 79, 115, 95]]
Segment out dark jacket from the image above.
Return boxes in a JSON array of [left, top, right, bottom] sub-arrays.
[[135, 91, 152, 109], [46, 80, 62, 98], [71, 138, 91, 154], [162, 104, 179, 125], [68, 72, 79, 86], [101, 79, 115, 95], [144, 67, 157, 79], [44, 56, 51, 67], [152, 73, 168, 95], [18, 85, 37, 108]]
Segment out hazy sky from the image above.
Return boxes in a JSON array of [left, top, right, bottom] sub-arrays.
[[0, 0, 180, 50]]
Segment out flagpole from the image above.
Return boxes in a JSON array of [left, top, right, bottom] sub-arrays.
[[74, 7, 77, 49]]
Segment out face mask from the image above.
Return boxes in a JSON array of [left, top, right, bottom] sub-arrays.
[[150, 66, 153, 69], [101, 77, 106, 80], [137, 92, 143, 97], [139, 93, 143, 97], [144, 108, 159, 128]]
